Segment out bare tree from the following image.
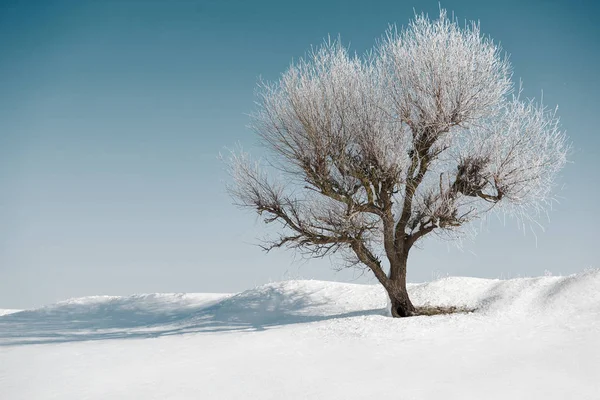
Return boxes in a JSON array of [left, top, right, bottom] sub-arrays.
[[227, 10, 569, 317]]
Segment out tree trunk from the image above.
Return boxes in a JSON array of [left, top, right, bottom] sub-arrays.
[[386, 253, 416, 317], [387, 283, 415, 317]]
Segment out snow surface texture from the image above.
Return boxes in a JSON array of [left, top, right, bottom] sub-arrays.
[[1, 270, 599, 399]]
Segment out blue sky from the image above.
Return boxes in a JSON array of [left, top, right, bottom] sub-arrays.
[[1, 0, 598, 308]]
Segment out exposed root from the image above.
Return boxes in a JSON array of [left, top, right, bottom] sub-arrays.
[[413, 305, 476, 316]]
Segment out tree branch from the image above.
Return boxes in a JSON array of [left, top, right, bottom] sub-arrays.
[[350, 240, 389, 288]]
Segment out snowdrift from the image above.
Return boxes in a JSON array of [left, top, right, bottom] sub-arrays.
[[1, 269, 598, 346]]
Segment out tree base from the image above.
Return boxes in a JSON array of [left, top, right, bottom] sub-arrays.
[[388, 303, 477, 318], [389, 291, 416, 318]]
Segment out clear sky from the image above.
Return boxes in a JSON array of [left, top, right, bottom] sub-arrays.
[[1, 0, 598, 308]]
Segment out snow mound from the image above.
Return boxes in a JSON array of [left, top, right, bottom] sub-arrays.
[[0, 293, 230, 345], [207, 280, 387, 324], [30, 292, 228, 323], [1, 270, 599, 346], [409, 268, 600, 316]]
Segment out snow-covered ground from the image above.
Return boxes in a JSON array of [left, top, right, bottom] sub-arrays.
[[1, 270, 599, 399]]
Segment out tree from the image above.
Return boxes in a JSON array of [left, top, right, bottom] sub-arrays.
[[227, 10, 569, 317]]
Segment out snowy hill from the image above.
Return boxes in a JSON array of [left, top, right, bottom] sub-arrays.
[[1, 271, 599, 399]]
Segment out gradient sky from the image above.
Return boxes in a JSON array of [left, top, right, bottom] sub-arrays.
[[1, 0, 598, 308]]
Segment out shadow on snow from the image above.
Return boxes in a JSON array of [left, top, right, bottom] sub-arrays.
[[0, 284, 384, 346]]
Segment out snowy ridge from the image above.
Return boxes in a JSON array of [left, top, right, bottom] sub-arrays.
[[0, 292, 232, 345], [1, 270, 598, 346], [409, 269, 600, 316]]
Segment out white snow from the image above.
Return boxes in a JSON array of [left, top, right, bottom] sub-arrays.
[[1, 270, 599, 399]]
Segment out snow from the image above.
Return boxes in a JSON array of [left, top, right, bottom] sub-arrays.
[[1, 270, 599, 399]]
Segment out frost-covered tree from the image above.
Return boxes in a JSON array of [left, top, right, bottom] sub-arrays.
[[227, 10, 568, 317]]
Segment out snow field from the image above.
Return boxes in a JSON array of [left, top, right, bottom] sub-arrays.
[[1, 270, 599, 399]]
